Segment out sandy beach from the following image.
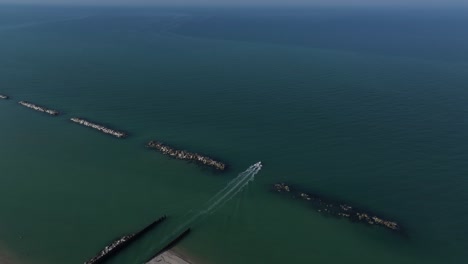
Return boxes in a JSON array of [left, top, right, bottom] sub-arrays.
[[147, 250, 194, 264], [0, 245, 21, 264], [0, 254, 18, 264]]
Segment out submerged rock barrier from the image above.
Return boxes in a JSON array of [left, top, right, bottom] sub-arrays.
[[84, 216, 167, 264], [71, 118, 128, 138], [147, 141, 227, 171], [273, 183, 401, 232], [145, 228, 191, 263], [18, 101, 59, 116], [0, 94, 8, 99]]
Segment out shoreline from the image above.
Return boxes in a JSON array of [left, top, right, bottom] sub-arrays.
[[147, 249, 196, 264], [0, 243, 22, 264]]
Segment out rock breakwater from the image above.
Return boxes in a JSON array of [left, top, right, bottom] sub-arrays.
[[273, 183, 401, 232], [85, 216, 167, 264], [147, 141, 227, 170], [71, 118, 128, 138], [18, 101, 59, 116]]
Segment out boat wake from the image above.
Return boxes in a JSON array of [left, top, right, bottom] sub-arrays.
[[201, 161, 262, 215], [164, 162, 262, 239], [144, 163, 262, 263]]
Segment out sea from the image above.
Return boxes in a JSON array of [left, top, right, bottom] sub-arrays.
[[0, 4, 468, 264]]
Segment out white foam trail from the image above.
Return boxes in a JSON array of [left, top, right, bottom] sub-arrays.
[[201, 164, 260, 214], [145, 163, 262, 264], [206, 175, 255, 214], [172, 162, 262, 234], [205, 162, 260, 204]]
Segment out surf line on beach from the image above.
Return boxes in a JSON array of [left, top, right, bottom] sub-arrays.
[[145, 162, 262, 263]]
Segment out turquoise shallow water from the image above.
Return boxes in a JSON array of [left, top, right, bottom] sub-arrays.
[[1, 6, 468, 264]]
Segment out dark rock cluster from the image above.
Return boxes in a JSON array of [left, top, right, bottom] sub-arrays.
[[147, 141, 227, 171], [18, 101, 59, 116], [84, 216, 167, 264], [84, 234, 136, 264], [71, 117, 128, 138], [273, 183, 401, 232]]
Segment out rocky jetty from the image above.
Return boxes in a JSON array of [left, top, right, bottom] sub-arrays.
[[85, 216, 167, 264], [147, 141, 226, 171], [71, 118, 128, 138], [146, 228, 191, 263], [0, 94, 8, 99], [273, 183, 401, 232], [18, 101, 59, 116]]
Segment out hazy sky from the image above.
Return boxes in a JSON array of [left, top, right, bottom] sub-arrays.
[[0, 0, 466, 6]]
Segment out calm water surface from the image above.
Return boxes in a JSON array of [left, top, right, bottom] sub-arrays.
[[0, 5, 468, 264]]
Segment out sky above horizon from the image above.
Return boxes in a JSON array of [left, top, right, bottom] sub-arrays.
[[0, 0, 466, 7]]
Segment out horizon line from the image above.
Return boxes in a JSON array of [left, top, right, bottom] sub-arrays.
[[1, 2, 468, 9]]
